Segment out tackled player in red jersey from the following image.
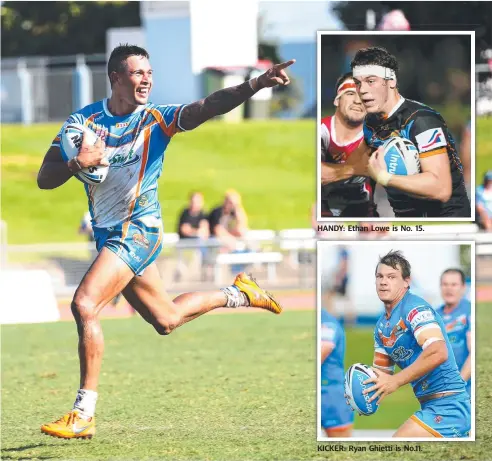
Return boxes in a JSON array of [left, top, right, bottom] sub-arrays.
[[320, 72, 378, 218]]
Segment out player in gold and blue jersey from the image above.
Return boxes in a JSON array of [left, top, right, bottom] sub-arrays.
[[38, 44, 295, 439], [320, 309, 354, 437], [364, 251, 471, 438], [436, 269, 472, 397]]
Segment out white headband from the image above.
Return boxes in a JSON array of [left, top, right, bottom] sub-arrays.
[[353, 65, 397, 82]]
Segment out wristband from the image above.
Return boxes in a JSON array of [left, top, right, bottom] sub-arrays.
[[376, 170, 392, 186], [248, 77, 258, 92], [68, 157, 83, 174]]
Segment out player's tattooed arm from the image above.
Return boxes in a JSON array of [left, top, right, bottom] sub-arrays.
[[179, 60, 295, 131], [38, 136, 108, 190]]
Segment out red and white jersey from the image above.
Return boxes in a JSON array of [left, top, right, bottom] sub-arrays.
[[320, 115, 377, 217], [320, 115, 363, 163]]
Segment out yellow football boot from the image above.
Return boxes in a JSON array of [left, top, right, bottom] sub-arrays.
[[233, 273, 282, 314], [41, 410, 95, 439]]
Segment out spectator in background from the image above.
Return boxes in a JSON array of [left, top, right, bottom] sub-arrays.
[[177, 191, 209, 240], [175, 191, 209, 282], [476, 172, 492, 230], [209, 189, 248, 250], [209, 190, 249, 273]]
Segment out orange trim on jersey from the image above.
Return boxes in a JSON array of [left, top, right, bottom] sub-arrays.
[[410, 415, 443, 438], [146, 108, 179, 138], [119, 127, 151, 248], [84, 112, 103, 126], [374, 352, 393, 368], [419, 147, 447, 159], [88, 185, 96, 216], [324, 422, 354, 435]]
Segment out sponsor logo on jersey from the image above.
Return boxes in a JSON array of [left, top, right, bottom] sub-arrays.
[[408, 309, 435, 330], [132, 233, 149, 249], [138, 195, 149, 207], [390, 345, 414, 362], [379, 318, 408, 347], [445, 314, 467, 333], [434, 415, 443, 424], [109, 148, 141, 168], [116, 122, 130, 128], [415, 127, 447, 152]]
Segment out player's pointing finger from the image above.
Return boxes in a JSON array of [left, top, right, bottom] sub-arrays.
[[275, 59, 296, 70]]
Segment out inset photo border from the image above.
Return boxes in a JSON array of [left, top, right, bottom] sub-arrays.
[[317, 31, 475, 222], [316, 240, 475, 442]]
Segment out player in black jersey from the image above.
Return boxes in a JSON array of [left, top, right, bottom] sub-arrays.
[[333, 46, 471, 218]]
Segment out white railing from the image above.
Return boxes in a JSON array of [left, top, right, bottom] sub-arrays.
[[4, 225, 492, 298]]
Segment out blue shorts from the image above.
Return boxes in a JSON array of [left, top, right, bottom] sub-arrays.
[[411, 392, 471, 438], [93, 214, 163, 276], [321, 385, 354, 430]]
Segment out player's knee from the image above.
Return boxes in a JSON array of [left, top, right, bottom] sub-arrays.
[[154, 312, 182, 336], [71, 293, 97, 323]]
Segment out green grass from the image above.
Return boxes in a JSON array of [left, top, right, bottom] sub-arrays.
[[3, 117, 491, 245], [1, 304, 491, 460], [1, 121, 315, 244]]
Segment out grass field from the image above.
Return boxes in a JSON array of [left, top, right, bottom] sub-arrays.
[[1, 120, 315, 244], [2, 304, 491, 461], [2, 118, 492, 245]]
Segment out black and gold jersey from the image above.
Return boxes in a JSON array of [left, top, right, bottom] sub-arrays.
[[364, 98, 470, 218]]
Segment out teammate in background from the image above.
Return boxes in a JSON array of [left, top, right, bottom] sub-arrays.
[[322, 47, 471, 218], [320, 308, 354, 437], [476, 171, 492, 231], [320, 72, 378, 218], [363, 251, 470, 437], [37, 44, 294, 439], [436, 269, 471, 397]]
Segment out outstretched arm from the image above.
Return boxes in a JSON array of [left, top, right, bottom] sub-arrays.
[[178, 60, 295, 131]]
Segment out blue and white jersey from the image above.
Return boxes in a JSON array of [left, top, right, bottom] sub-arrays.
[[436, 298, 471, 390], [476, 185, 492, 217], [320, 310, 346, 389], [53, 99, 183, 229], [373, 290, 466, 398]]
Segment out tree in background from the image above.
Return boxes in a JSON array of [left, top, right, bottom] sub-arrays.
[[1, 1, 140, 57], [332, 1, 492, 58]]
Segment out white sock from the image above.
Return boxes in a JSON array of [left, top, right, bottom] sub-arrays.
[[73, 389, 98, 419], [221, 285, 250, 307]]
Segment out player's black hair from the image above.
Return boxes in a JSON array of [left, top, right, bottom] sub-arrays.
[[334, 71, 354, 93], [350, 46, 399, 74], [377, 250, 411, 279], [441, 268, 466, 285], [107, 44, 150, 86]]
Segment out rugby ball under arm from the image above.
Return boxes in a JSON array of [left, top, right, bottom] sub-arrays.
[[344, 363, 380, 416], [60, 123, 109, 186], [382, 136, 421, 176]]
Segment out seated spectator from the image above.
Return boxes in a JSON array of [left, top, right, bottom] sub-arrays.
[[476, 172, 492, 231], [209, 190, 250, 273], [177, 191, 210, 240], [208, 189, 249, 250]]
